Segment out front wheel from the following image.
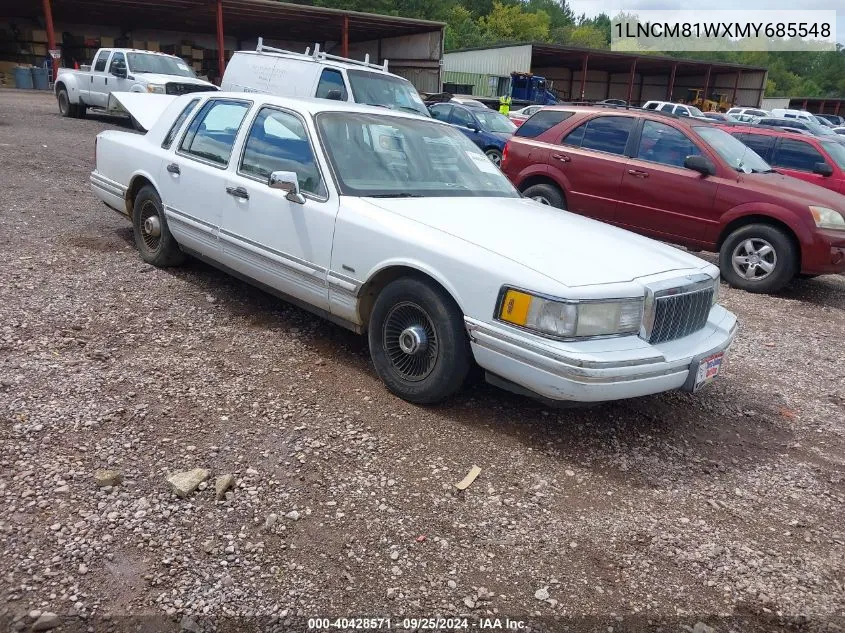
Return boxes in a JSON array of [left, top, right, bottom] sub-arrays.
[[719, 224, 797, 293], [368, 277, 471, 404], [132, 185, 185, 267]]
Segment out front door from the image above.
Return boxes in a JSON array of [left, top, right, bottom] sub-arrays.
[[449, 106, 483, 148], [218, 105, 338, 311], [616, 119, 717, 242], [107, 52, 131, 100], [158, 97, 252, 259]]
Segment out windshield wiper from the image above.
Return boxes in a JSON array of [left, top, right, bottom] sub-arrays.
[[368, 192, 423, 198]]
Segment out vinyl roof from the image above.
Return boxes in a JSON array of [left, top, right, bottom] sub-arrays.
[[0, 0, 444, 42], [450, 43, 767, 75]]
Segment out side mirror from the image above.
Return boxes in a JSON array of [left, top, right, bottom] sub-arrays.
[[268, 170, 305, 204], [325, 89, 343, 101], [813, 162, 833, 177], [112, 65, 127, 78], [684, 155, 716, 176]]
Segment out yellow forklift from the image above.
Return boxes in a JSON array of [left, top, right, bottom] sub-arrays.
[[686, 89, 731, 112]]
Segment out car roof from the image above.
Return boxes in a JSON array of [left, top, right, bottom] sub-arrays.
[[542, 104, 716, 129], [232, 49, 401, 78], [187, 91, 435, 121], [729, 124, 815, 138]]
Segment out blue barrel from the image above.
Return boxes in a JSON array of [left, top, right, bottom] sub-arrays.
[[31, 67, 49, 90], [14, 66, 34, 89]]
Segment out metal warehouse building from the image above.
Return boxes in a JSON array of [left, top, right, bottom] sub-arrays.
[[444, 43, 768, 107], [0, 0, 444, 91]]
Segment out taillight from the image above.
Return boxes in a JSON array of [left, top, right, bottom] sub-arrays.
[[501, 141, 510, 168]]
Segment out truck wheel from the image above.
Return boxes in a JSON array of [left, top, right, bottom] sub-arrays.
[[368, 277, 471, 405], [57, 88, 72, 117], [523, 183, 566, 210], [719, 224, 797, 293], [132, 185, 185, 267]]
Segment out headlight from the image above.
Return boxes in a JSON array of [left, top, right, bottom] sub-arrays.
[[146, 84, 166, 94], [810, 206, 845, 230], [497, 288, 643, 339]]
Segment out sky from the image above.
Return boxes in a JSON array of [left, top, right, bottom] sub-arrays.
[[568, 0, 845, 45]]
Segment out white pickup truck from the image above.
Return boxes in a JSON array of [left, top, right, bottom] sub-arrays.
[[55, 48, 217, 125]]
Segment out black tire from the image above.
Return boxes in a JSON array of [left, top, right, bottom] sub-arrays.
[[57, 88, 72, 117], [484, 148, 502, 167], [132, 185, 185, 267], [522, 183, 566, 209], [368, 277, 471, 405], [719, 224, 797, 293]]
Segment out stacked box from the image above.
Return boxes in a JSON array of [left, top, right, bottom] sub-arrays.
[[180, 44, 192, 56], [25, 29, 48, 43], [147, 40, 160, 51], [192, 61, 202, 71], [192, 48, 203, 59], [32, 44, 47, 56], [100, 36, 114, 47]]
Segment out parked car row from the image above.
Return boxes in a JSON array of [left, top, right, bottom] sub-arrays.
[[502, 105, 845, 293]]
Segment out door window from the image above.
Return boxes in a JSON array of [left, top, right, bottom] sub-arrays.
[[450, 107, 476, 129], [239, 107, 326, 197], [636, 120, 700, 167], [674, 106, 690, 117], [162, 98, 201, 149], [515, 110, 574, 138], [108, 52, 125, 74], [659, 103, 674, 113], [179, 99, 250, 166], [772, 139, 826, 172], [93, 50, 110, 72], [315, 69, 348, 100], [735, 132, 775, 163], [429, 104, 453, 121], [563, 116, 633, 155]]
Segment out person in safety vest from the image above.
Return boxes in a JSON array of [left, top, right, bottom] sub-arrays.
[[498, 95, 512, 115]]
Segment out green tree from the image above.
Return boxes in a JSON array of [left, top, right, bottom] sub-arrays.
[[480, 1, 551, 43], [445, 5, 485, 49], [524, 0, 574, 29]]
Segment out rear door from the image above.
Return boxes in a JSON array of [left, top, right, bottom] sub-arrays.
[[769, 137, 834, 190], [548, 114, 635, 223], [616, 119, 717, 241], [89, 50, 112, 107], [449, 106, 483, 148], [733, 132, 776, 163]]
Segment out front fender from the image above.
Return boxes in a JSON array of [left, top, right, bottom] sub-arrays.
[[362, 257, 467, 315], [717, 202, 812, 247]]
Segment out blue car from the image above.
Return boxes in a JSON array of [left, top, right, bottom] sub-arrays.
[[428, 102, 516, 166]]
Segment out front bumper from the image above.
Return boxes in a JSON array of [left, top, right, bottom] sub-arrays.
[[466, 305, 737, 403], [802, 228, 845, 275]]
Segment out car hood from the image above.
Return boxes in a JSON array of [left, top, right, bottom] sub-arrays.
[[132, 72, 214, 87], [361, 196, 709, 288], [737, 171, 845, 208]]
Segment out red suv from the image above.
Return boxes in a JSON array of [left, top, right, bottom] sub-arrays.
[[727, 125, 845, 195], [502, 107, 845, 293]]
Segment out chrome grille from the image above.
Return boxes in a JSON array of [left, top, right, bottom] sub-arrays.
[[648, 287, 713, 344]]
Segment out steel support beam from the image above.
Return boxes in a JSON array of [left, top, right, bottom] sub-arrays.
[[731, 70, 741, 106], [579, 54, 588, 100], [626, 59, 637, 104], [702, 65, 711, 102], [342, 15, 349, 58], [42, 0, 57, 81], [666, 63, 677, 101], [216, 0, 225, 82]]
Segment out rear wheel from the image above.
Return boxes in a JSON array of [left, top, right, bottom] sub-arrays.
[[132, 185, 185, 267], [719, 224, 797, 293], [522, 183, 566, 209], [57, 88, 71, 117], [368, 277, 471, 404]]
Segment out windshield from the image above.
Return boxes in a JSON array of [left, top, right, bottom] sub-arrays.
[[346, 70, 429, 117], [127, 53, 196, 78], [316, 112, 520, 198], [695, 126, 771, 173], [475, 109, 517, 134], [807, 121, 836, 136], [820, 140, 845, 169]]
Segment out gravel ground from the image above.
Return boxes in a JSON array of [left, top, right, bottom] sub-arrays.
[[1, 89, 844, 633]]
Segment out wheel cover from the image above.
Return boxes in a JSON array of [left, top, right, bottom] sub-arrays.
[[532, 195, 551, 205], [139, 200, 163, 252], [731, 237, 777, 281], [59, 92, 68, 115], [486, 150, 501, 166], [382, 301, 439, 381]]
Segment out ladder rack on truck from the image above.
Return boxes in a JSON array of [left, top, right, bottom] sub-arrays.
[[256, 38, 389, 73]]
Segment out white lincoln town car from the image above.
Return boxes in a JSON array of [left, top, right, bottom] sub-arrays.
[[90, 92, 737, 405]]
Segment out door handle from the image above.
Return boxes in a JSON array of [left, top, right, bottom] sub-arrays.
[[166, 163, 180, 175], [627, 169, 649, 178], [552, 153, 571, 162], [226, 186, 249, 200]]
